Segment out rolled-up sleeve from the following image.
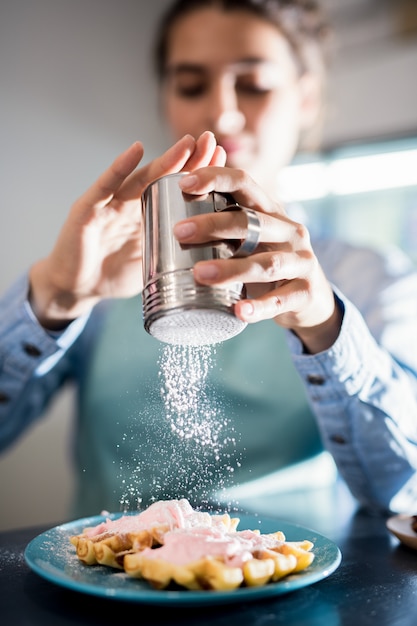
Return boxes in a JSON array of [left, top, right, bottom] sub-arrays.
[[0, 274, 89, 450], [286, 242, 417, 513]]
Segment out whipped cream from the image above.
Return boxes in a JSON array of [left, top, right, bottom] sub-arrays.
[[84, 499, 224, 538]]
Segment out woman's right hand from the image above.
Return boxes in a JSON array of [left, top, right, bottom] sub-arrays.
[[29, 131, 225, 329]]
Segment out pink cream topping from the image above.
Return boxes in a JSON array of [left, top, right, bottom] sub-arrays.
[[236, 529, 285, 550], [139, 526, 282, 568], [83, 499, 221, 538]]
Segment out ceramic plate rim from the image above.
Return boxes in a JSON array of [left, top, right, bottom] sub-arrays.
[[24, 512, 342, 606]]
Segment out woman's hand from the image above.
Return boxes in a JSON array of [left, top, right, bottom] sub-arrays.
[[174, 166, 342, 354], [29, 131, 225, 329]]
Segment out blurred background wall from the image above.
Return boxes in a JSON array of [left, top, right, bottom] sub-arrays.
[[1, 0, 416, 530]]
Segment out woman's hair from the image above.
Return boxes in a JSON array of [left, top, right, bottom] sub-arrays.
[[153, 0, 331, 82]]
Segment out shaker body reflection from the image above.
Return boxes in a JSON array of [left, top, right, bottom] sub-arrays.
[[141, 173, 247, 346]]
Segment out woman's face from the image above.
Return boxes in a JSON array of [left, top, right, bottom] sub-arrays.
[[161, 7, 320, 192]]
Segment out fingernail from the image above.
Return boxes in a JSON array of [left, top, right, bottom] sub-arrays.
[[179, 174, 197, 189], [194, 264, 219, 280], [173, 221, 196, 239], [240, 302, 254, 317]]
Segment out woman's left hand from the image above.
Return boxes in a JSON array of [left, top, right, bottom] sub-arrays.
[[173, 166, 343, 354]]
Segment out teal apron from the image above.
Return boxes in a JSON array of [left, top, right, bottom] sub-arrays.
[[73, 296, 322, 517]]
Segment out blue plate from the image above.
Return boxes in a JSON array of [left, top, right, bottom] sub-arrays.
[[24, 512, 341, 606]]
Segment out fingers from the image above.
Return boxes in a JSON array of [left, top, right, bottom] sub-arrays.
[[236, 275, 339, 348], [192, 247, 313, 287], [234, 279, 310, 323], [178, 166, 282, 216], [180, 131, 226, 171], [69, 132, 227, 236], [116, 134, 196, 200], [75, 132, 215, 215], [173, 206, 300, 247], [116, 131, 222, 202], [78, 141, 145, 212], [75, 133, 226, 219], [209, 145, 227, 167]]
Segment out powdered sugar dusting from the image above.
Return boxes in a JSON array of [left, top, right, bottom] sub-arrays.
[[117, 343, 241, 511]]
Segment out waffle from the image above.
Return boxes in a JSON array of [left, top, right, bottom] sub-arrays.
[[70, 498, 238, 568], [69, 499, 314, 590]]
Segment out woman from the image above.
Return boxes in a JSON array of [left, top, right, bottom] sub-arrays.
[[1, 0, 416, 517]]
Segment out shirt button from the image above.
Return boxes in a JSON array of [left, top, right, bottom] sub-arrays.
[[330, 434, 347, 444], [306, 374, 325, 385], [0, 392, 10, 403], [22, 343, 42, 357]]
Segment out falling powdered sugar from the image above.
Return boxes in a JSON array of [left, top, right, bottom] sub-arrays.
[[117, 343, 242, 512], [158, 343, 241, 498], [159, 344, 219, 447]]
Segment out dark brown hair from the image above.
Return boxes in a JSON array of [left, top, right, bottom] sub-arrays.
[[153, 0, 331, 82]]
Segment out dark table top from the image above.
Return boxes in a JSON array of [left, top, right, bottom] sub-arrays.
[[1, 480, 417, 626]]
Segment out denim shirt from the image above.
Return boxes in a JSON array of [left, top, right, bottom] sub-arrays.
[[1, 237, 417, 515]]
